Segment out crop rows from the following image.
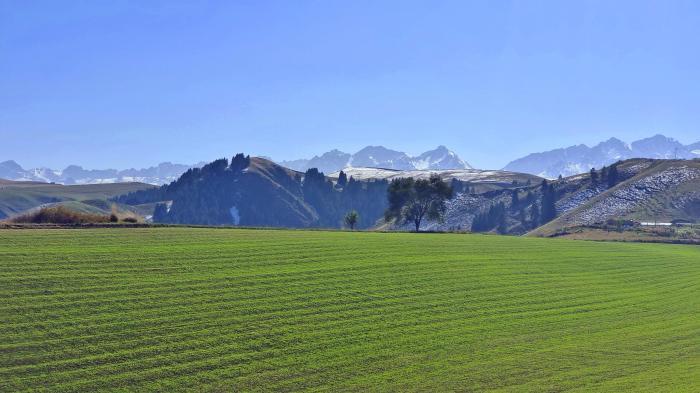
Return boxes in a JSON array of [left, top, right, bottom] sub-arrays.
[[1, 228, 699, 391]]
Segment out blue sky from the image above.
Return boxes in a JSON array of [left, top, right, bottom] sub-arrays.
[[2, 0, 699, 170]]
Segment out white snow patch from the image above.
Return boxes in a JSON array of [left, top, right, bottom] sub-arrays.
[[331, 167, 529, 183], [568, 166, 700, 225], [229, 206, 240, 225]]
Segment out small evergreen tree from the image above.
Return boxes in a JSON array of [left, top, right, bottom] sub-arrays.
[[344, 210, 359, 230], [497, 204, 508, 234], [451, 178, 463, 193], [590, 168, 599, 186], [337, 170, 348, 187], [531, 201, 540, 228], [540, 180, 557, 223], [230, 153, 250, 172], [153, 203, 168, 222], [607, 164, 619, 188]]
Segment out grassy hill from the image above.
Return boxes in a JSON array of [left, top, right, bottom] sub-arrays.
[[531, 159, 700, 237], [1, 228, 698, 391], [0, 181, 154, 219]]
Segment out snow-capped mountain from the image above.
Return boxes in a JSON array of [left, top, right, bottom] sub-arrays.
[[0, 161, 200, 185], [412, 145, 472, 170], [0, 160, 28, 180], [306, 150, 352, 174], [279, 145, 472, 173], [504, 134, 700, 178]]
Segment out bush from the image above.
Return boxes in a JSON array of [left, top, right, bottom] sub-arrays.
[[9, 206, 111, 224], [122, 217, 138, 223]]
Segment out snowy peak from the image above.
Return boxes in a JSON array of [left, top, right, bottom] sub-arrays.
[[278, 145, 472, 173], [304, 150, 352, 174], [630, 134, 686, 159], [0, 160, 26, 179], [350, 146, 414, 170], [504, 134, 700, 178], [412, 146, 472, 170], [0, 161, 198, 185]]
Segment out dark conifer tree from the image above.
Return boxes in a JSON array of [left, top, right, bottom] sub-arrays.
[[531, 201, 540, 228], [153, 203, 168, 222], [607, 165, 619, 188], [337, 170, 348, 187], [590, 168, 599, 186], [540, 180, 557, 224], [510, 189, 520, 210]]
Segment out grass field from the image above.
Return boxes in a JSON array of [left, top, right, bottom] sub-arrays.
[[1, 228, 699, 391]]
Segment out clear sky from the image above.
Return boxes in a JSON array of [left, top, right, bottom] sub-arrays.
[[2, 0, 699, 170]]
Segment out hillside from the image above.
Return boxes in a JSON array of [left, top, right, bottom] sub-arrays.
[[407, 158, 700, 235], [116, 155, 547, 230], [0, 181, 154, 220], [531, 159, 700, 237], [2, 228, 699, 391], [116, 155, 389, 229], [331, 167, 540, 185]]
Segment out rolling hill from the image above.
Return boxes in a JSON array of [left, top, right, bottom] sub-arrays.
[[116, 155, 545, 230], [116, 155, 389, 229], [0, 181, 154, 220], [331, 167, 540, 185], [531, 158, 700, 236]]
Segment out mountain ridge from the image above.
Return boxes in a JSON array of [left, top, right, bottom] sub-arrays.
[[504, 134, 700, 178], [279, 145, 472, 173], [0, 160, 202, 185]]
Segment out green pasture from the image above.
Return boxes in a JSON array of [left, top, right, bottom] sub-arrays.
[[1, 228, 698, 391]]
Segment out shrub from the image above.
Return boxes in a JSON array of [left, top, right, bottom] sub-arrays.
[[110, 204, 119, 222], [9, 206, 110, 224], [122, 217, 138, 223]]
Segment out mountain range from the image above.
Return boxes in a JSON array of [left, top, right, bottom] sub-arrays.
[[504, 134, 700, 179], [0, 160, 201, 185], [3, 135, 700, 186], [279, 145, 472, 173]]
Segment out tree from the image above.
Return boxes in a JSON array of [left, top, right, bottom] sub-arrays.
[[451, 178, 463, 193], [231, 153, 250, 172], [153, 203, 168, 222], [471, 202, 507, 233], [510, 189, 520, 210], [607, 164, 619, 188], [590, 168, 599, 186], [344, 210, 359, 230], [385, 175, 452, 232], [337, 170, 348, 187], [530, 201, 540, 228], [540, 180, 557, 223]]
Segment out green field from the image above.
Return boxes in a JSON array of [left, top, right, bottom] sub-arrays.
[[1, 228, 699, 391]]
